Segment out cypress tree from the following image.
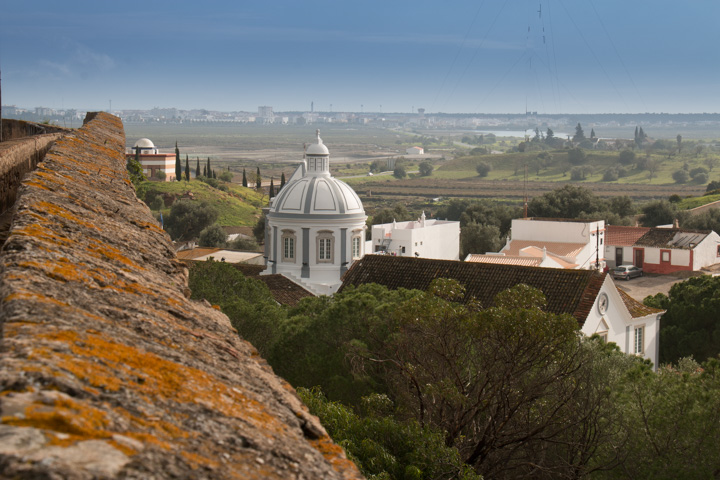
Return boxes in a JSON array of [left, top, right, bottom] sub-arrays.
[[184, 155, 190, 181], [206, 157, 211, 177], [280, 172, 286, 189], [256, 167, 261, 189], [212, 169, 217, 179], [242, 168, 248, 187], [195, 158, 201, 178], [203, 165, 207, 177], [269, 177, 275, 198], [175, 141, 181, 181]]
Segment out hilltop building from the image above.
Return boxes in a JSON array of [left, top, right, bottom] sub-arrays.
[[126, 138, 176, 181], [262, 131, 367, 295], [371, 213, 460, 260]]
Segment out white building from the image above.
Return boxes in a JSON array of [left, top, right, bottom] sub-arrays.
[[126, 138, 177, 181], [371, 214, 460, 260], [493, 218, 606, 270], [262, 131, 367, 295], [406, 146, 424, 155]]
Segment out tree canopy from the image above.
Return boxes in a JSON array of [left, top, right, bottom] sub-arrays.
[[164, 199, 218, 241]]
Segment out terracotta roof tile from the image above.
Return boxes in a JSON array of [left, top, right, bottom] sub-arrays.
[[634, 228, 711, 249], [465, 254, 542, 267], [176, 247, 221, 260], [606, 225, 650, 246], [616, 287, 664, 318], [232, 265, 315, 307], [503, 240, 585, 257], [340, 256, 605, 327]]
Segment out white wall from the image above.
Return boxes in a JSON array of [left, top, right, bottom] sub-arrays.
[[371, 220, 460, 260], [693, 232, 720, 270], [511, 219, 604, 244]]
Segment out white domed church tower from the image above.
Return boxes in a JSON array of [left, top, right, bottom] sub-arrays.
[[262, 131, 367, 295]]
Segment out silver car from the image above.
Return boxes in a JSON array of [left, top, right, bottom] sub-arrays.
[[612, 265, 643, 280]]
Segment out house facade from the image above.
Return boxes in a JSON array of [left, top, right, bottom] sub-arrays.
[[341, 255, 662, 366], [370, 213, 460, 260], [606, 225, 720, 273], [126, 138, 177, 181]]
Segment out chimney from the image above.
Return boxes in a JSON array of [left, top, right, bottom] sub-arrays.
[[673, 218, 679, 229]]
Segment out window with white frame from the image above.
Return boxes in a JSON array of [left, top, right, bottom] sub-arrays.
[[661, 251, 670, 262], [352, 236, 362, 259], [317, 230, 334, 263], [634, 325, 645, 355], [281, 230, 296, 262]]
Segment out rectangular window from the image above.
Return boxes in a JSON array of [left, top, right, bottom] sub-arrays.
[[319, 238, 331, 260], [283, 237, 294, 260], [661, 251, 670, 262], [352, 237, 361, 259], [634, 326, 644, 355]]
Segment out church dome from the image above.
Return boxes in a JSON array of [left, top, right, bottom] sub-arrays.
[[134, 138, 155, 149], [270, 131, 364, 218]]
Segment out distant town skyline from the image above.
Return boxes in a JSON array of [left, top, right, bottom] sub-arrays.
[[1, 1, 718, 115]]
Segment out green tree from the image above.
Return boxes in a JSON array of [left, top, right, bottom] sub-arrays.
[[568, 147, 588, 165], [126, 148, 146, 187], [195, 157, 201, 178], [573, 122, 586, 142], [164, 199, 219, 241], [590, 127, 596, 139], [610, 195, 635, 217], [229, 236, 259, 251], [206, 157, 211, 178], [280, 172, 286, 189], [198, 224, 227, 248], [672, 169, 690, 183], [639, 200, 677, 227], [618, 149, 636, 165], [256, 167, 262, 189], [242, 168, 248, 187], [175, 141, 181, 181], [460, 222, 502, 257], [269, 177, 275, 198], [528, 184, 606, 219], [475, 161, 492, 177], [393, 165, 407, 179], [219, 170, 233, 182], [298, 387, 480, 480], [653, 275, 720, 364], [676, 134, 682, 153], [184, 155, 190, 181], [418, 161, 433, 176], [149, 196, 164, 211]]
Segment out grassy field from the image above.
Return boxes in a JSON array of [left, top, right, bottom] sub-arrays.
[[137, 179, 265, 227]]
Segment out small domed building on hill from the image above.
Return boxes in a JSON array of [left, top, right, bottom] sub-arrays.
[[262, 131, 367, 295], [126, 138, 177, 181]]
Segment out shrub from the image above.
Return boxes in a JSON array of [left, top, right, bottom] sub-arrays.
[[672, 169, 690, 184], [198, 224, 228, 248], [393, 165, 407, 179], [618, 149, 636, 165], [603, 168, 619, 182], [219, 171, 233, 182], [568, 147, 587, 165], [476, 162, 492, 177]]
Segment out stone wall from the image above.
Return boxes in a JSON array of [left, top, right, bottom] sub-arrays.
[[0, 133, 63, 215], [0, 113, 363, 479]]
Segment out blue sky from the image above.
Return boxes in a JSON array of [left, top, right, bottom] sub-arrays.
[[1, 0, 718, 114]]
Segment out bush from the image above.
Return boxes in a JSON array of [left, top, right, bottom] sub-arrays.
[[571, 166, 589, 181], [198, 224, 228, 248], [219, 171, 233, 182], [568, 147, 587, 165], [418, 162, 433, 177], [476, 161, 492, 177], [603, 168, 619, 182], [672, 169, 690, 184], [149, 197, 164, 211], [230, 236, 260, 251], [154, 170, 166, 180], [618, 149, 636, 165], [706, 180, 720, 193], [690, 166, 709, 179], [694, 172, 709, 184], [165, 199, 219, 241], [393, 165, 407, 179]]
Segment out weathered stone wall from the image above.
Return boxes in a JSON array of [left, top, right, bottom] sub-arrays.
[[1, 118, 68, 142], [0, 113, 363, 479], [0, 134, 63, 215]]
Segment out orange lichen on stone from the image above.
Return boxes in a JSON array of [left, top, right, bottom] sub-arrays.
[[310, 437, 361, 475], [32, 200, 100, 231]]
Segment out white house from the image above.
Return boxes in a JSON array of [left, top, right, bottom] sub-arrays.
[[341, 255, 663, 367], [262, 131, 367, 295], [495, 218, 606, 270], [405, 146, 424, 155], [371, 213, 461, 260]]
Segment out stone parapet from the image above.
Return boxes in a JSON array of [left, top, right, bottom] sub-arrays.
[[0, 112, 363, 479]]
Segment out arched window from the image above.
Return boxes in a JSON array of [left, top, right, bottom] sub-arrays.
[[281, 230, 296, 262], [317, 230, 334, 263]]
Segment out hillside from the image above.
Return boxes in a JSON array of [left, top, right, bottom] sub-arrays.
[[137, 179, 266, 227]]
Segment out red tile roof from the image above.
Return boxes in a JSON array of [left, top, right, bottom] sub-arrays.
[[340, 256, 606, 327], [605, 225, 650, 247], [466, 254, 542, 267], [503, 240, 585, 258], [232, 264, 314, 307], [616, 287, 664, 318]]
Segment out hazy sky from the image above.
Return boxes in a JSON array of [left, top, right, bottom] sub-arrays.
[[1, 1, 718, 114]]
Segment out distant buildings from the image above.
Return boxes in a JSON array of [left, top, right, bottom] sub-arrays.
[[405, 146, 424, 155]]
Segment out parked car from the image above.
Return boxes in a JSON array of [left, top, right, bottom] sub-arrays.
[[612, 265, 643, 280]]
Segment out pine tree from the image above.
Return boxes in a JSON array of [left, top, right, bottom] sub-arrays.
[[195, 158, 201, 178], [242, 168, 248, 187], [256, 167, 261, 189], [280, 172, 286, 189], [269, 177, 275, 198], [573, 123, 585, 142], [590, 128, 596, 139], [175, 142, 181, 181]]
